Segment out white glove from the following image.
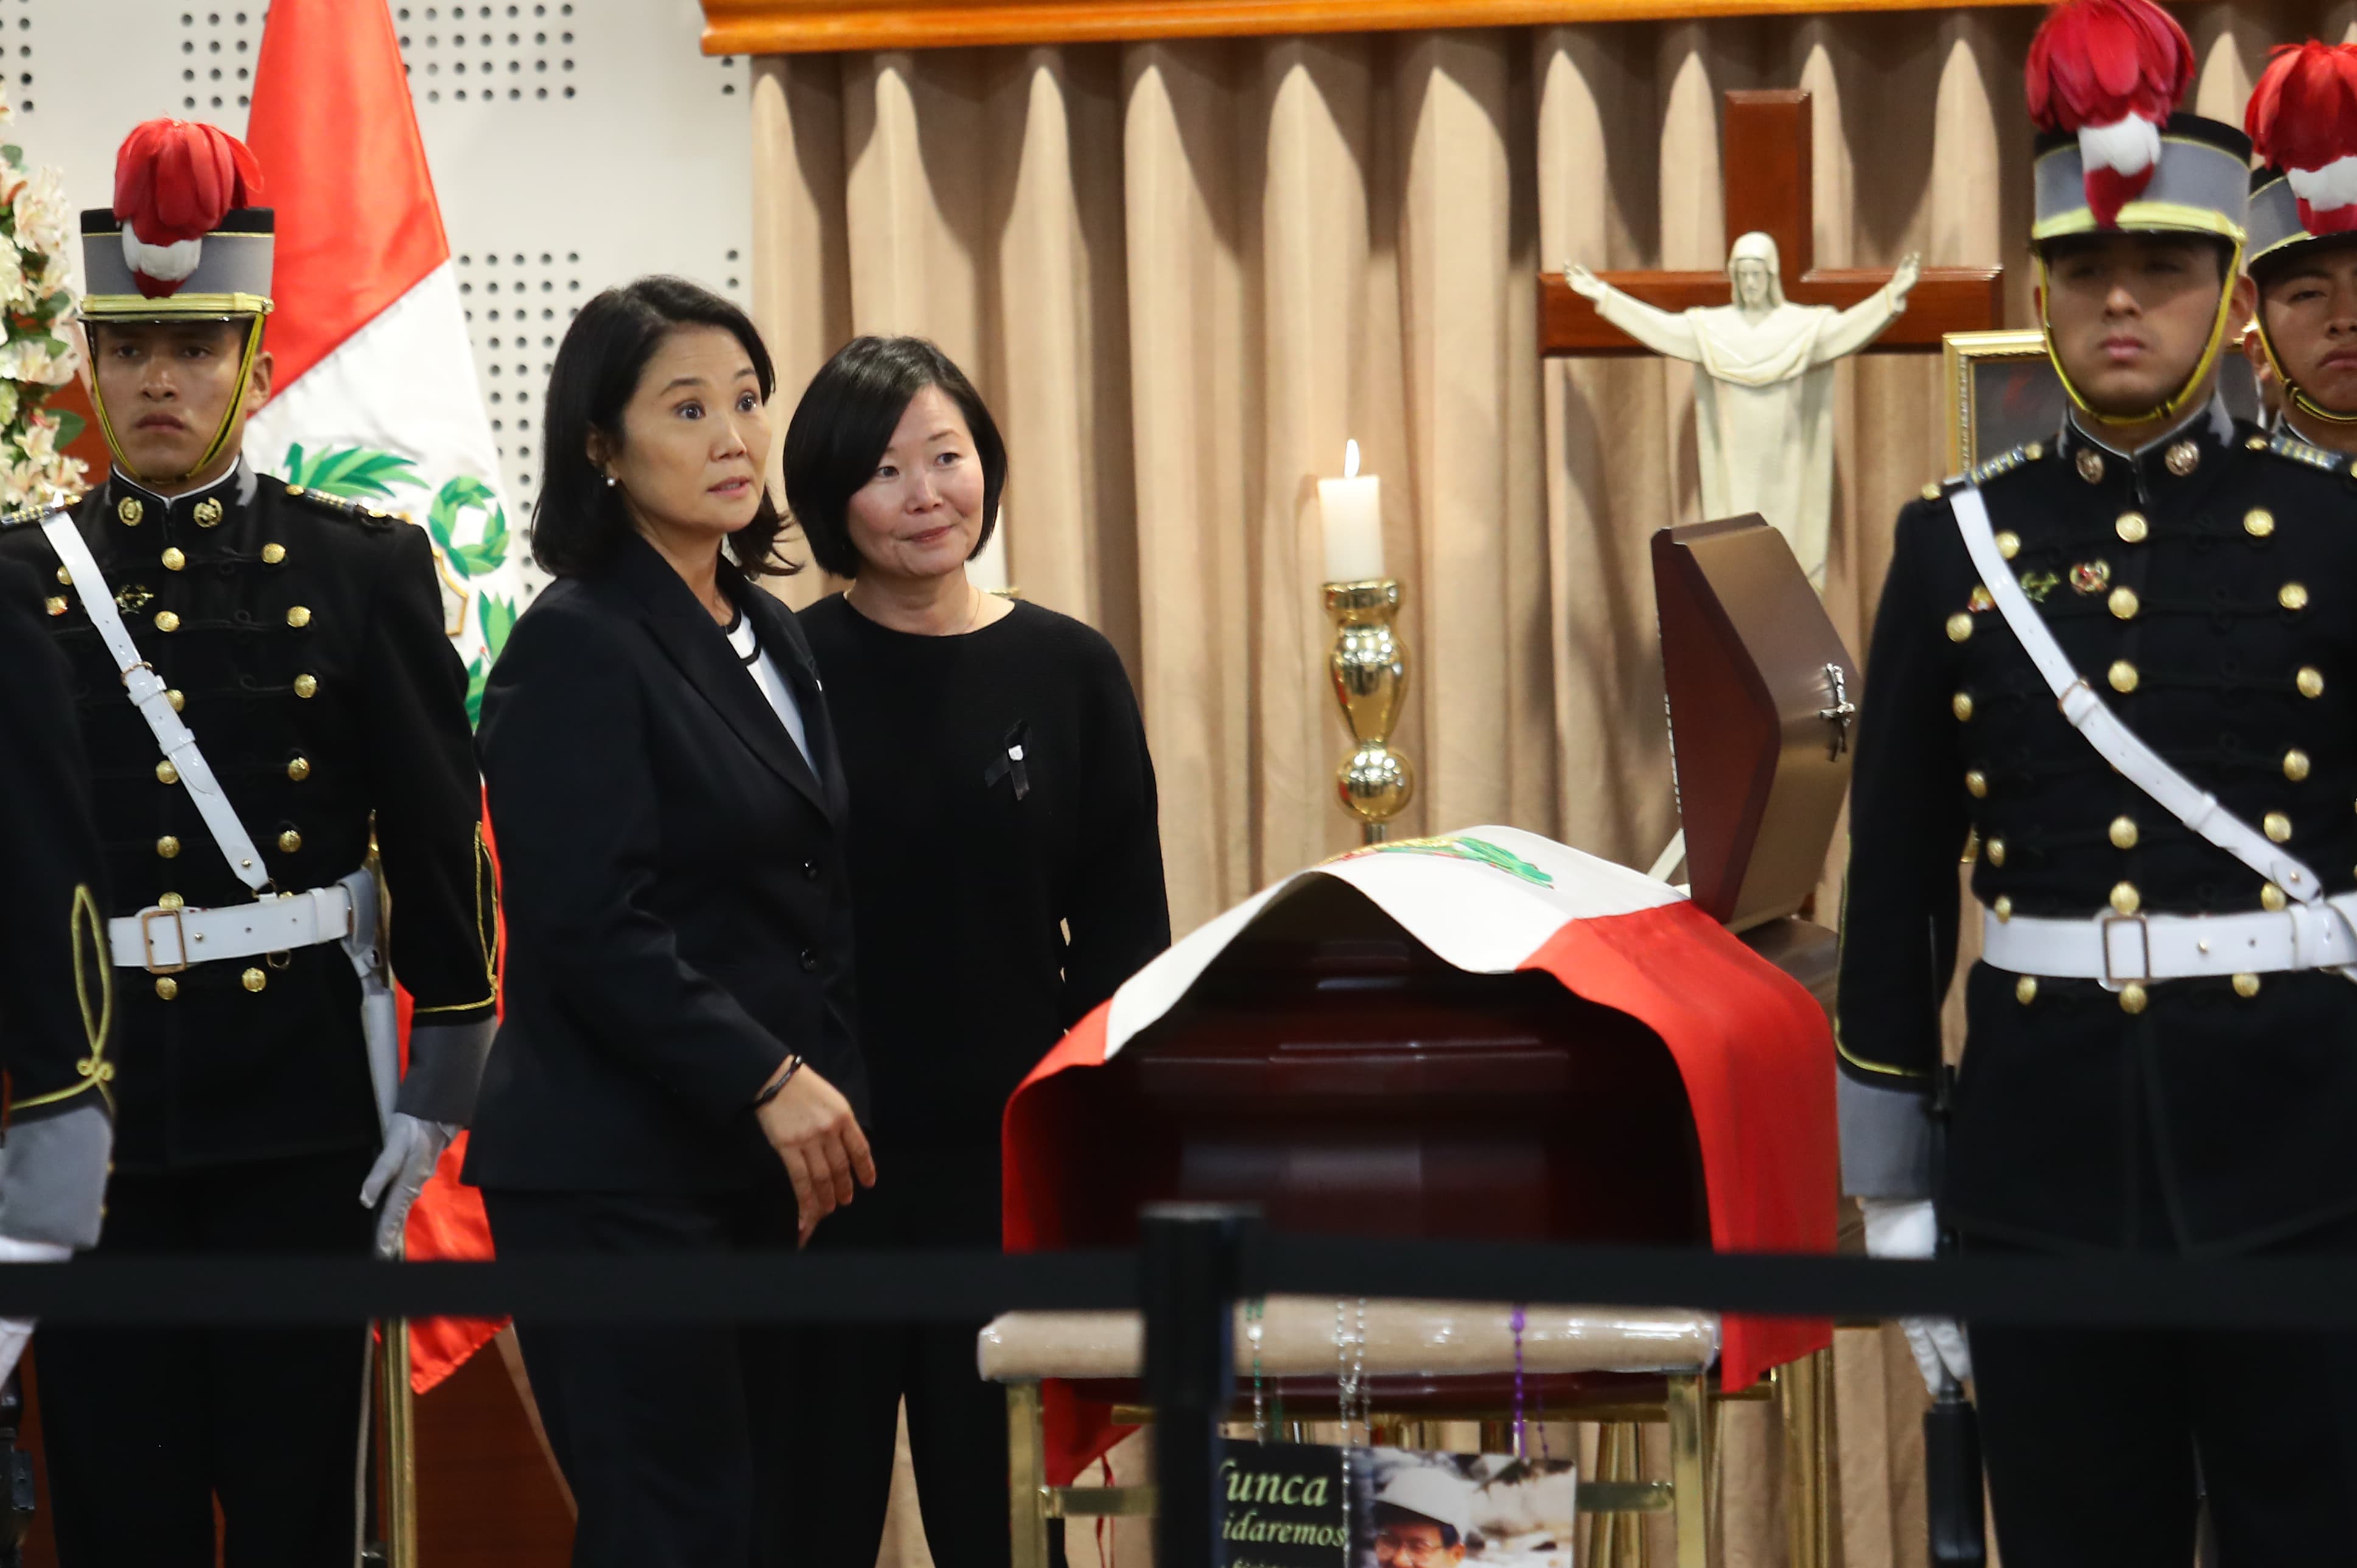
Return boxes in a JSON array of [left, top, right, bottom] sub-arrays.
[[0, 1236, 71, 1385], [359, 1113, 457, 1259], [1861, 1197, 1972, 1394]]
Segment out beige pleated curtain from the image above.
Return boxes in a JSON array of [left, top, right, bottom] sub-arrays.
[[749, 7, 2357, 1564]]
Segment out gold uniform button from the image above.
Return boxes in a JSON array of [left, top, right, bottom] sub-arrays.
[[116, 497, 142, 527], [155, 611, 180, 633], [2110, 816, 2139, 850], [1970, 585, 1995, 612], [287, 756, 312, 782], [1986, 838, 2007, 867], [2249, 433, 2271, 451], [154, 976, 178, 1001], [2165, 439, 2199, 477], [2266, 811, 2294, 844], [165, 689, 183, 713], [2264, 882, 2290, 912], [1994, 895, 2014, 922], [293, 673, 318, 699], [2120, 983, 2149, 1015], [1966, 769, 1989, 799], [155, 835, 179, 859], [278, 829, 302, 854], [1946, 612, 1974, 642], [2110, 881, 2142, 915], [155, 760, 178, 786], [2076, 449, 2106, 484], [2116, 512, 2149, 544], [52, 566, 67, 586], [161, 547, 185, 572], [1995, 530, 2022, 561], [193, 497, 224, 528], [1952, 692, 1975, 722], [1922, 482, 1942, 502], [2300, 667, 2327, 699], [261, 542, 285, 565], [2233, 973, 2263, 999], [2286, 749, 2313, 782], [158, 892, 184, 911], [2108, 586, 2140, 621], [2282, 583, 2311, 612], [240, 968, 267, 993], [42, 596, 65, 617], [2246, 508, 2277, 539], [2015, 976, 2039, 1006], [285, 606, 312, 629]]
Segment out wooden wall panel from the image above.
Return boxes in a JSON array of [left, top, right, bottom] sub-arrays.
[[701, 0, 2046, 55]]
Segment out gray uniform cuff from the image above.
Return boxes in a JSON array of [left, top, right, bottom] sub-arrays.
[[0, 1102, 112, 1249], [397, 1018, 496, 1125], [1839, 1071, 1935, 1200]]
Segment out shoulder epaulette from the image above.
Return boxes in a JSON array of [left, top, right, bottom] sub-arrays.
[[282, 484, 405, 527], [2261, 429, 2350, 475], [0, 498, 71, 531], [1968, 439, 2048, 489]]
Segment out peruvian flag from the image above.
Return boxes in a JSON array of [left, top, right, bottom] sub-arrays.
[[245, 0, 520, 1393], [1002, 827, 1838, 1486]]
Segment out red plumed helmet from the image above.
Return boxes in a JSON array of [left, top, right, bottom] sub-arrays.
[[2026, 0, 2196, 228], [110, 119, 265, 299], [2249, 41, 2357, 238]]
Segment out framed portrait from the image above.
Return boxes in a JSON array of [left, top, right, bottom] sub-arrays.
[[1942, 328, 2264, 473]]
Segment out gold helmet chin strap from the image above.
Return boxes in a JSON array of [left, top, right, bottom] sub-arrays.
[[2252, 314, 2357, 426], [86, 312, 267, 486], [2037, 240, 2246, 430]]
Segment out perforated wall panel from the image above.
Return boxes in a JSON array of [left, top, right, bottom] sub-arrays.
[[24, 0, 749, 591]]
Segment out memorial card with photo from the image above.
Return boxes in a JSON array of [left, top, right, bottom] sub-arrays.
[[1215, 1438, 1577, 1567]]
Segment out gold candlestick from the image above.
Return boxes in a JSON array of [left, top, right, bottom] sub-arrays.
[[1325, 578, 1414, 844]]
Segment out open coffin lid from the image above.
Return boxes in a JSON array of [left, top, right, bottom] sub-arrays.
[[1000, 827, 1837, 1486]]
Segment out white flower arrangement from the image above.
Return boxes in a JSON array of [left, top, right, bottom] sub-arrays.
[[0, 93, 86, 508]]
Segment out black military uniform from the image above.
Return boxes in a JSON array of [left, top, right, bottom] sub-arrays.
[[0, 556, 115, 1253], [0, 123, 497, 1567], [1838, 85, 2357, 1567]]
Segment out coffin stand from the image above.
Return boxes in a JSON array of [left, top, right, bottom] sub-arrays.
[[981, 516, 1855, 1568]]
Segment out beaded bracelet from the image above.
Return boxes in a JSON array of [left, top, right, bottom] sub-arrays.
[[754, 1055, 804, 1109]]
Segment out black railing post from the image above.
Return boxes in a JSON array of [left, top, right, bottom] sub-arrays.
[[1143, 1203, 1258, 1568]]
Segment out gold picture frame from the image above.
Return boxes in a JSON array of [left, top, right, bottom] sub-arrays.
[[1942, 327, 2265, 474]]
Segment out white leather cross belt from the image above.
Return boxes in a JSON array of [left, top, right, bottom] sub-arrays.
[[107, 885, 357, 975], [1980, 895, 2357, 989]]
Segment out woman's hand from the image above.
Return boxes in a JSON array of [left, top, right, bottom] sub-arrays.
[[754, 1063, 877, 1245]]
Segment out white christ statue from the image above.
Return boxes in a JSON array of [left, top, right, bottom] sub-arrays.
[[1566, 233, 1921, 588]]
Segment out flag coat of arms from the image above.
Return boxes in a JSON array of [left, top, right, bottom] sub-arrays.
[[245, 0, 520, 1391], [1001, 827, 1839, 1486]]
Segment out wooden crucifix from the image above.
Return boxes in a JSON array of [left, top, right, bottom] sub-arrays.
[[1539, 89, 2003, 358]]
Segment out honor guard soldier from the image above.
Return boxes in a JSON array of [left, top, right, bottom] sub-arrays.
[[0, 559, 115, 1379], [0, 121, 497, 1565], [2243, 41, 2357, 458], [1840, 2, 2357, 1561]]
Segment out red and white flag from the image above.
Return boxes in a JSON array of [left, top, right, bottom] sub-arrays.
[[245, 0, 516, 1393], [1003, 827, 1839, 1486]]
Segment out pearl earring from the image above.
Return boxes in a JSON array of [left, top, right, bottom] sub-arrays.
[[603, 474, 617, 489]]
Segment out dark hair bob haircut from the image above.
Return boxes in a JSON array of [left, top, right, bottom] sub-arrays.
[[782, 335, 1007, 579], [530, 275, 796, 579]]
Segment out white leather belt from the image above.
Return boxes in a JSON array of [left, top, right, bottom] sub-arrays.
[[107, 885, 357, 975], [1981, 896, 2357, 989]]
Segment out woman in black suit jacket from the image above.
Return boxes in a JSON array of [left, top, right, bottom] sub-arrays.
[[468, 276, 874, 1566]]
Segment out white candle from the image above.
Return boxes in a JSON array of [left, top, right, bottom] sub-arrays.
[[968, 506, 1010, 593], [1318, 439, 1384, 584]]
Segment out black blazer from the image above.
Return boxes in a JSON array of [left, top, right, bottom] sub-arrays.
[[464, 534, 864, 1194]]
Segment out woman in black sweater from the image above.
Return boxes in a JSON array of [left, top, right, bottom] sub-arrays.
[[783, 337, 1169, 1567]]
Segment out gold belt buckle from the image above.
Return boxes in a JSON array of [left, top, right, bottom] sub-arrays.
[[139, 906, 190, 975], [2099, 912, 2151, 991]]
